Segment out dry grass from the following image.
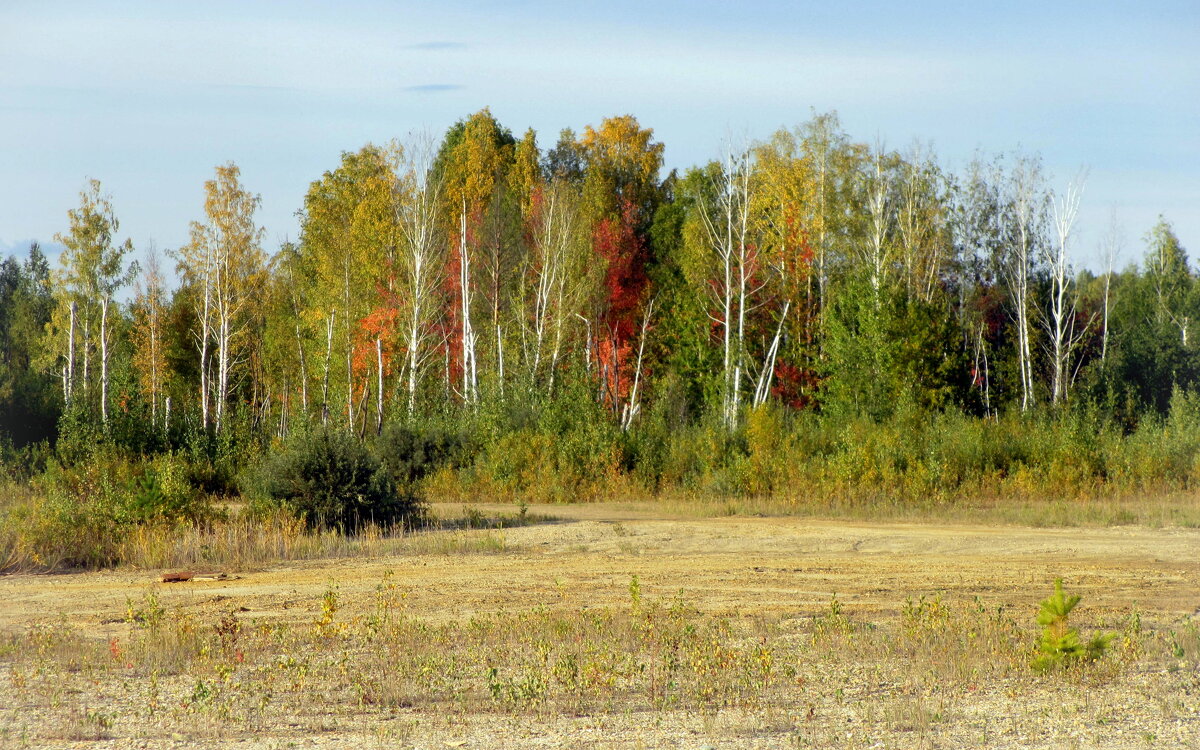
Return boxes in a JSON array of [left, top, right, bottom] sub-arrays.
[[605, 489, 1200, 528], [8, 468, 1200, 577], [1, 579, 1196, 748], [112, 511, 521, 571], [0, 491, 551, 574]]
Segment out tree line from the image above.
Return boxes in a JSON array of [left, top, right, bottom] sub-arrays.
[[2, 108, 1196, 455]]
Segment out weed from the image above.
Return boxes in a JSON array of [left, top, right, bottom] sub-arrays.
[[316, 584, 342, 637], [125, 590, 165, 628], [813, 594, 853, 642], [58, 708, 114, 741], [0, 577, 1185, 746]]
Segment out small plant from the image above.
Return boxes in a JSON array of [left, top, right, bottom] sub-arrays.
[[189, 679, 215, 709], [1032, 579, 1115, 671], [813, 593, 853, 640], [125, 591, 165, 629], [120, 455, 208, 524], [463, 506, 487, 529], [316, 584, 342, 637]]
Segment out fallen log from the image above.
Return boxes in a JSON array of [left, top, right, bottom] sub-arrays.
[[160, 571, 238, 583]]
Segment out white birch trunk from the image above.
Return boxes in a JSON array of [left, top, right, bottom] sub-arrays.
[[81, 319, 90, 399], [1005, 158, 1043, 413], [216, 293, 230, 433], [396, 135, 443, 418], [864, 151, 891, 298], [99, 296, 109, 423], [66, 300, 76, 404], [753, 301, 790, 407], [698, 144, 754, 429], [295, 322, 308, 413], [345, 342, 354, 431], [198, 253, 213, 430], [376, 337, 384, 434], [621, 299, 655, 431], [321, 311, 334, 425], [149, 295, 159, 426], [459, 202, 477, 403], [1047, 179, 1083, 404]]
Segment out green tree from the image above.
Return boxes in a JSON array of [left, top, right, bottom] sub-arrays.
[[1099, 259, 1200, 416], [1144, 217, 1195, 347], [1032, 579, 1114, 671], [0, 244, 60, 446], [299, 145, 400, 430], [49, 180, 137, 423], [434, 109, 517, 404], [130, 244, 169, 431]]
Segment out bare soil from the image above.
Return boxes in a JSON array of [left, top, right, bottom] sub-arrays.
[[2, 503, 1199, 748]]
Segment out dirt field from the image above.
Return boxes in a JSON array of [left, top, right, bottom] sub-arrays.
[[2, 503, 1199, 748]]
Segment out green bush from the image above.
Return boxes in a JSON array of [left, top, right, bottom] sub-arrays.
[[252, 429, 419, 531], [119, 454, 209, 524], [375, 424, 465, 489]]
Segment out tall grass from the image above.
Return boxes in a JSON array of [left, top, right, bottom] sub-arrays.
[[0, 488, 523, 574]]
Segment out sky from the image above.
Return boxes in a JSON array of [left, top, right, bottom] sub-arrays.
[[1, 0, 1197, 274]]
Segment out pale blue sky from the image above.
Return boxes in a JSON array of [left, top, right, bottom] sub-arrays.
[[1, 0, 1196, 271]]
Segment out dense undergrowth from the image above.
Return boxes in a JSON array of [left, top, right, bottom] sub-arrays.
[[3, 390, 1200, 573]]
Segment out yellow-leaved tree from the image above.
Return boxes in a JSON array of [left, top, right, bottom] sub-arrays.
[[176, 163, 265, 433], [299, 144, 400, 430], [436, 108, 516, 403]]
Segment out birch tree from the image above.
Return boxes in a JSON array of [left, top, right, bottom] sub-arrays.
[[522, 178, 592, 393], [436, 109, 515, 404], [394, 134, 446, 415], [752, 129, 822, 408], [52, 179, 135, 422], [1144, 217, 1193, 347], [859, 143, 895, 299], [953, 157, 1006, 409], [1098, 211, 1124, 365], [796, 112, 858, 325], [180, 163, 265, 433], [260, 241, 313, 435], [1044, 174, 1089, 404], [897, 142, 951, 303], [1002, 155, 1048, 411], [692, 143, 764, 429], [131, 243, 168, 428], [300, 145, 397, 427]]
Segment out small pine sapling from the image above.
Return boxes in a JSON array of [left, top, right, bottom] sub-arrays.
[[1033, 578, 1115, 671]]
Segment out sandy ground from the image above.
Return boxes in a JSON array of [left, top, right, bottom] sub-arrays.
[[2, 503, 1199, 748], [3, 504, 1197, 634]]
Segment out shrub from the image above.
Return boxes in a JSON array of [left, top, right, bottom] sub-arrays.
[[252, 429, 419, 531], [119, 454, 209, 524], [375, 424, 464, 489]]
